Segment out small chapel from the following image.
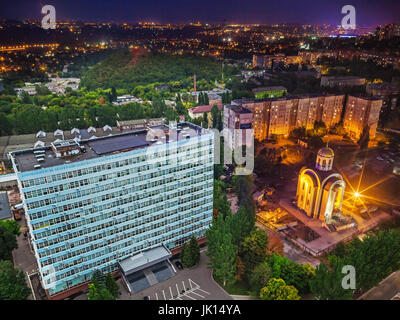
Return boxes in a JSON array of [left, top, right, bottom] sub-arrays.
[[296, 146, 346, 223]]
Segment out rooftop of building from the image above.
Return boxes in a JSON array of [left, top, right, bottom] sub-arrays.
[[347, 94, 384, 101], [119, 246, 172, 275], [225, 105, 252, 114], [252, 86, 287, 92], [9, 122, 206, 173], [0, 192, 12, 220], [322, 75, 366, 80], [318, 147, 335, 158], [188, 104, 223, 114]]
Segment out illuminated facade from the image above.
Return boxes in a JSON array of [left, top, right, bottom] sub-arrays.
[[296, 147, 345, 223], [234, 94, 344, 141], [343, 95, 383, 140]]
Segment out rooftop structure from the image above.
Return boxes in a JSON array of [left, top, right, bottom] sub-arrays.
[[10, 122, 204, 173], [0, 192, 12, 220]]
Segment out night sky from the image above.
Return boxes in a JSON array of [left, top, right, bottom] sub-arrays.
[[1, 0, 399, 25]]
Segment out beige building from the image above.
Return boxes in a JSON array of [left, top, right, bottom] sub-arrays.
[[320, 94, 345, 128], [343, 96, 383, 140], [236, 94, 344, 141]]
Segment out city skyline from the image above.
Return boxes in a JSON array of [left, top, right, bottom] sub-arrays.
[[1, 0, 399, 25]]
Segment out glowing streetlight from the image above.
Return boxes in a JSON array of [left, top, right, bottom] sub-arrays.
[[354, 192, 360, 198]]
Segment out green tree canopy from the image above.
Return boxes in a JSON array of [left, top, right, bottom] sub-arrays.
[[239, 228, 269, 275], [249, 260, 272, 294], [0, 260, 31, 300], [259, 278, 300, 300], [309, 262, 353, 300], [0, 222, 19, 261]]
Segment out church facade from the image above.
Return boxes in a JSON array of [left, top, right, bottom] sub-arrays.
[[296, 147, 346, 223]]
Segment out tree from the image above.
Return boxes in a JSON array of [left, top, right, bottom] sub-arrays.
[[340, 229, 400, 294], [0, 220, 21, 237], [267, 254, 315, 294], [210, 105, 220, 129], [204, 93, 209, 105], [206, 213, 231, 261], [88, 280, 116, 300], [239, 229, 269, 274], [313, 121, 327, 137], [181, 236, 200, 268], [0, 260, 31, 300], [213, 233, 237, 287], [203, 112, 208, 126], [227, 207, 253, 246], [0, 223, 19, 261], [249, 260, 272, 293], [110, 87, 117, 101], [105, 273, 119, 299], [233, 174, 255, 220], [188, 236, 200, 266], [289, 126, 307, 139], [259, 278, 300, 300], [88, 270, 117, 300], [213, 180, 232, 220], [235, 257, 245, 281], [91, 269, 106, 287], [175, 101, 186, 115], [309, 262, 353, 300]]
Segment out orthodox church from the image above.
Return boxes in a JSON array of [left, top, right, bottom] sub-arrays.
[[296, 146, 346, 223]]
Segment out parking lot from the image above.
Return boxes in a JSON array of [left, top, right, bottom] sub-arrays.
[[150, 278, 211, 300], [119, 251, 232, 300]]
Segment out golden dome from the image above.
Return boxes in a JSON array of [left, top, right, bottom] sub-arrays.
[[318, 147, 334, 158]]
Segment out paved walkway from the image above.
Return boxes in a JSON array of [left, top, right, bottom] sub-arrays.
[[11, 215, 40, 300], [359, 271, 400, 300]]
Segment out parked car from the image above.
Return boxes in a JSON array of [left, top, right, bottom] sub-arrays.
[[143, 296, 150, 300], [175, 261, 184, 270]]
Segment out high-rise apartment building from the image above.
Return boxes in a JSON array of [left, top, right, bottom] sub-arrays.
[[343, 95, 383, 140], [234, 94, 344, 141], [223, 105, 253, 150], [9, 122, 214, 298]]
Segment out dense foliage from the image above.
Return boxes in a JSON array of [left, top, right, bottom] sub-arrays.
[[181, 236, 201, 268], [87, 270, 119, 300], [0, 90, 183, 136], [259, 278, 300, 300], [0, 260, 31, 300], [81, 50, 232, 93], [0, 220, 20, 261]]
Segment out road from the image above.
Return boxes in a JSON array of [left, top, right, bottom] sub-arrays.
[[359, 271, 400, 300]]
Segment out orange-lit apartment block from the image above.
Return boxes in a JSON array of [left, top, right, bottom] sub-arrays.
[[232, 94, 344, 141], [343, 95, 383, 140]]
